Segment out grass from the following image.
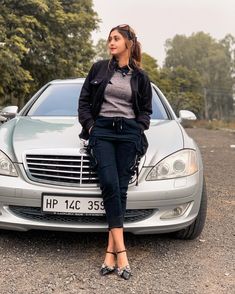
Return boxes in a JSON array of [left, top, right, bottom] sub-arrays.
[[182, 119, 235, 130]]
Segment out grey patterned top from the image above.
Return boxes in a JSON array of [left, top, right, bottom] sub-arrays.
[[99, 69, 135, 118]]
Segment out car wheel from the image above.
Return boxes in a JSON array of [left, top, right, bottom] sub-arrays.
[[173, 177, 207, 240]]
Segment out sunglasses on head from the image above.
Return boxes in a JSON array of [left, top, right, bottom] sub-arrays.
[[115, 24, 133, 40], [117, 24, 130, 29]]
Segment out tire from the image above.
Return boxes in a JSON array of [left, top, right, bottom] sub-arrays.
[[172, 177, 207, 240]]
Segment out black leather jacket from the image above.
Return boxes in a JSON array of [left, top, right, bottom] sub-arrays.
[[78, 59, 152, 140]]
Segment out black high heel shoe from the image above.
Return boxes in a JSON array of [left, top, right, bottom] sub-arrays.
[[100, 251, 116, 276], [116, 249, 132, 280]]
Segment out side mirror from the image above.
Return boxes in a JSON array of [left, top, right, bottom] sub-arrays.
[[0, 106, 18, 120], [0, 114, 7, 123], [179, 110, 197, 122]]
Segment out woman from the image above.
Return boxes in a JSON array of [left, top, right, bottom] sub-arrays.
[[78, 24, 152, 280]]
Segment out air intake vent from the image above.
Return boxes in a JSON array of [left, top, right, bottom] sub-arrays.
[[9, 206, 155, 224]]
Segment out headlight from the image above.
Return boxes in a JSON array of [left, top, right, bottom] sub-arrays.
[[146, 149, 198, 181], [0, 150, 18, 177]]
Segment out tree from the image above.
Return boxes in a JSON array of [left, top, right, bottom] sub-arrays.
[[165, 32, 234, 119], [162, 66, 203, 117], [141, 52, 203, 117], [0, 0, 99, 107], [220, 34, 235, 76], [0, 2, 33, 107], [94, 38, 110, 61], [0, 46, 33, 107], [141, 53, 160, 85]]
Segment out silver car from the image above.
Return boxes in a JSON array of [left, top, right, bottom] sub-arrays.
[[0, 79, 207, 239]]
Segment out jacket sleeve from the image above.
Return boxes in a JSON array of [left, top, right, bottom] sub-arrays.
[[78, 64, 96, 131], [136, 74, 152, 131]]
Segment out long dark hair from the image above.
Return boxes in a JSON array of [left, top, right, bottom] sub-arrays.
[[108, 24, 142, 69]]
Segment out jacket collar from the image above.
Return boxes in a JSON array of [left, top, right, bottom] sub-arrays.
[[109, 57, 140, 77]]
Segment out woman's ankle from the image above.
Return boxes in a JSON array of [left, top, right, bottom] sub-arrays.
[[117, 253, 129, 268], [106, 246, 115, 253]]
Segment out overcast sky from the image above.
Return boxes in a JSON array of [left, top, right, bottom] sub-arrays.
[[92, 0, 235, 66]]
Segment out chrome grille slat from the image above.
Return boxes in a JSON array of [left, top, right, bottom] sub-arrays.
[[30, 173, 98, 181], [78, 176, 98, 180], [28, 163, 82, 168], [30, 172, 80, 179], [27, 158, 84, 162], [29, 167, 83, 174], [29, 166, 96, 175], [74, 171, 96, 174]]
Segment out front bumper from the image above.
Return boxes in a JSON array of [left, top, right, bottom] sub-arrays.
[[0, 164, 204, 234]]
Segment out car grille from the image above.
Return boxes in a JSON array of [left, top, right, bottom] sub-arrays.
[[24, 152, 142, 187], [9, 206, 155, 224], [25, 153, 99, 186]]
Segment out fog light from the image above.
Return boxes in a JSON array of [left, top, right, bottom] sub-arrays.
[[160, 203, 191, 219]]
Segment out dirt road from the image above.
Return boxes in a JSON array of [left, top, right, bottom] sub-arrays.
[[0, 128, 234, 293]]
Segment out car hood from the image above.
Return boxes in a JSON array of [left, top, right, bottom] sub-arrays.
[[144, 120, 184, 166], [8, 117, 80, 162], [2, 117, 184, 165]]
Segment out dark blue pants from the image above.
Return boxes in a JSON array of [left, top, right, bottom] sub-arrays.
[[89, 117, 141, 229]]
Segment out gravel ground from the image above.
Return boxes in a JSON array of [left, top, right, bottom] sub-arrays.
[[0, 128, 234, 294]]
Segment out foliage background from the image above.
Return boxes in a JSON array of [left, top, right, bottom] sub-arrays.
[[0, 0, 99, 108], [0, 0, 234, 120]]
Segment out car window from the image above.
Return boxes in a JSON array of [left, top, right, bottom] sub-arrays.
[[151, 88, 169, 120], [27, 83, 169, 119], [27, 84, 82, 116]]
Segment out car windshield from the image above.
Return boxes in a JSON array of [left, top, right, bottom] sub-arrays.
[[27, 83, 169, 119]]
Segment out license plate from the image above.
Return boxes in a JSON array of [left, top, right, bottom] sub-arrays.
[[42, 194, 105, 215]]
